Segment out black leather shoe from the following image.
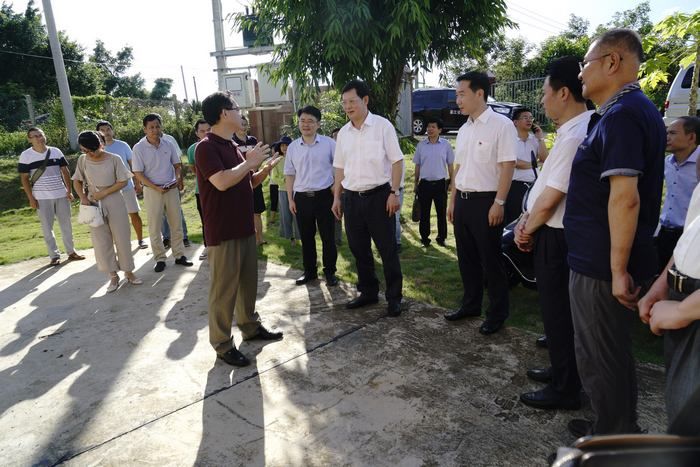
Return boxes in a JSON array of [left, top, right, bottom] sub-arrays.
[[175, 256, 193, 266], [436, 239, 447, 247], [346, 294, 379, 309], [154, 261, 166, 272], [246, 325, 283, 341], [217, 348, 250, 367], [296, 272, 318, 285], [479, 317, 504, 335], [388, 301, 402, 317], [421, 241, 429, 248], [163, 239, 171, 250], [568, 419, 593, 438], [527, 368, 553, 383], [444, 306, 481, 321], [520, 390, 581, 410], [536, 335, 548, 348], [547, 452, 557, 466], [325, 273, 338, 286]]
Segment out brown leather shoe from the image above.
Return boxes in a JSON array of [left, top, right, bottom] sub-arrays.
[[68, 252, 85, 260]]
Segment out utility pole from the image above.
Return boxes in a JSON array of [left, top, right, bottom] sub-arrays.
[[193, 76, 199, 102], [42, 0, 78, 150], [24, 95, 36, 125], [212, 0, 227, 90], [180, 65, 189, 102]]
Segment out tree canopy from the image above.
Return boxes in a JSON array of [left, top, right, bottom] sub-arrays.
[[235, 0, 512, 123]]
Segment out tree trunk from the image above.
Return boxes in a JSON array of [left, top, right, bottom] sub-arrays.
[[688, 39, 700, 117]]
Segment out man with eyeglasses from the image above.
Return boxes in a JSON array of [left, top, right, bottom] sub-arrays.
[[505, 108, 549, 224], [563, 29, 665, 438], [18, 127, 85, 266], [286, 105, 338, 286], [332, 80, 405, 317], [196, 91, 283, 367]]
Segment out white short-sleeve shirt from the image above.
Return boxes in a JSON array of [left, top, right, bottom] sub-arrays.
[[526, 110, 594, 229], [453, 107, 517, 192], [333, 112, 404, 192], [674, 183, 700, 279]]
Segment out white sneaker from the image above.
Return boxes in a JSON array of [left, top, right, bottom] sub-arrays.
[[199, 248, 208, 260]]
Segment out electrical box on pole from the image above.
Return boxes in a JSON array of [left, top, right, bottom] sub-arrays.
[[223, 72, 255, 109], [242, 8, 273, 48]]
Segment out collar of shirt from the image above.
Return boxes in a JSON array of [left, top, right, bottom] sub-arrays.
[[672, 145, 699, 167], [300, 134, 321, 146], [468, 106, 495, 127], [143, 137, 162, 149], [349, 111, 376, 132], [557, 110, 595, 139], [423, 137, 444, 146], [207, 133, 235, 145]]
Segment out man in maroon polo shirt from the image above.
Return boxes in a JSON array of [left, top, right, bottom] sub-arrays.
[[195, 91, 283, 367]]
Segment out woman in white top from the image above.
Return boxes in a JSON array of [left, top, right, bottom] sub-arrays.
[[72, 131, 142, 292]]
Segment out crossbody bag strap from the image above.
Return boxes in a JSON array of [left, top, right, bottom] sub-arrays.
[[29, 148, 52, 186]]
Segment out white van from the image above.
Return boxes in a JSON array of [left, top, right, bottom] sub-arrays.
[[664, 63, 699, 126]]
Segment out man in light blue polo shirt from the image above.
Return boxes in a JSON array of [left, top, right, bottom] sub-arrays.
[[413, 117, 455, 247], [657, 116, 699, 274], [132, 113, 193, 272], [96, 121, 148, 249], [286, 105, 338, 286]]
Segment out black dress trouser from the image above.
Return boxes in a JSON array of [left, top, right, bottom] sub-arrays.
[[294, 187, 337, 275], [344, 184, 403, 302], [418, 179, 447, 244], [533, 225, 581, 402]]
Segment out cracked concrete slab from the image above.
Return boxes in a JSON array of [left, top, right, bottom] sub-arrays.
[[0, 242, 667, 466]]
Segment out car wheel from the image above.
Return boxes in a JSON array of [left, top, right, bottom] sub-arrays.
[[413, 116, 426, 135]]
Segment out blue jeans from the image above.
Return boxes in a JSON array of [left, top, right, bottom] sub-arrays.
[[162, 191, 188, 241]]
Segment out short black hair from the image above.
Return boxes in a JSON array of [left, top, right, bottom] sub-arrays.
[[143, 113, 163, 127], [545, 56, 586, 103], [96, 120, 113, 132], [512, 108, 532, 121], [78, 130, 102, 151], [427, 117, 444, 130], [194, 118, 208, 132], [201, 91, 236, 126], [677, 116, 700, 140], [341, 79, 370, 99], [26, 126, 42, 137], [456, 71, 490, 102], [297, 105, 322, 121], [593, 28, 643, 63]]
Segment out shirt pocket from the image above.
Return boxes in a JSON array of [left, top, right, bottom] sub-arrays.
[[473, 141, 492, 163]]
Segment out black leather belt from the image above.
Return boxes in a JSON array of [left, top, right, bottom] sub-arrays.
[[298, 186, 332, 197], [667, 267, 700, 294], [421, 179, 445, 185], [660, 225, 684, 235], [457, 190, 496, 199], [346, 183, 390, 198]]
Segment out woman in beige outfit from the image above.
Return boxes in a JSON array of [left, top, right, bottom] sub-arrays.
[[73, 131, 142, 292]]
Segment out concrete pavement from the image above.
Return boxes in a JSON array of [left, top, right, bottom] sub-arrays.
[[0, 243, 668, 466]]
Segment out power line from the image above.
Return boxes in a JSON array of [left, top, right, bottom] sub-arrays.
[[507, 15, 563, 36], [508, 7, 567, 33], [508, 1, 570, 29]]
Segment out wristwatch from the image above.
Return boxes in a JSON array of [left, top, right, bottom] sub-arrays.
[[392, 190, 401, 197], [494, 198, 505, 206]]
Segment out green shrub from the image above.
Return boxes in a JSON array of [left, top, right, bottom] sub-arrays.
[[0, 129, 30, 157]]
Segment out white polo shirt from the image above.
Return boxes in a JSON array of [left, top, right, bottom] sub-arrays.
[[333, 112, 404, 192], [526, 110, 594, 229], [453, 106, 517, 192], [513, 133, 541, 182]]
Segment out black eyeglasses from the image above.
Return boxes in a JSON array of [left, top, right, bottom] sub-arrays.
[[225, 106, 241, 112], [579, 53, 623, 71]]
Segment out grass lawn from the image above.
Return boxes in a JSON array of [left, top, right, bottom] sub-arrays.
[[0, 146, 665, 365]]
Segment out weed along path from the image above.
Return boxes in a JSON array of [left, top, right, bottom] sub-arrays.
[[0, 242, 668, 466]]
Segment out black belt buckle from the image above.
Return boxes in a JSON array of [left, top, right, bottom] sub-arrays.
[[668, 268, 687, 292], [459, 190, 470, 199], [303, 191, 315, 197], [357, 190, 370, 198]]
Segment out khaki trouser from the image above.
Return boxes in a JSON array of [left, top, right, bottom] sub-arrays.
[[142, 187, 184, 262], [208, 236, 261, 354]]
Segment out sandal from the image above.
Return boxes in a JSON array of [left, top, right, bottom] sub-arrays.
[[50, 257, 60, 266], [107, 274, 119, 293], [126, 272, 143, 285]]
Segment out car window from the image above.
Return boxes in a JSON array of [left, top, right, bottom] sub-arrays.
[[427, 91, 445, 106], [681, 66, 695, 89], [413, 93, 428, 106], [447, 90, 456, 103]]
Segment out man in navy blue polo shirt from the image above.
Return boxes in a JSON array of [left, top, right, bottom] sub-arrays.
[[563, 29, 665, 437]]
